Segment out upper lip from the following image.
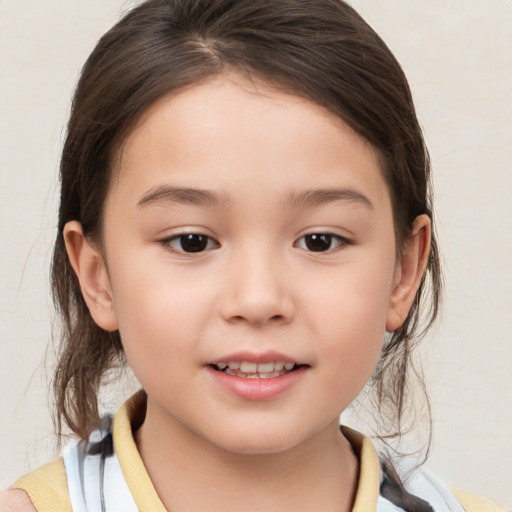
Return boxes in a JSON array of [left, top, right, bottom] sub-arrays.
[[206, 350, 305, 366]]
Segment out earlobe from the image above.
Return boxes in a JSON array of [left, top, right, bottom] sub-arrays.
[[386, 215, 431, 332], [63, 221, 119, 332]]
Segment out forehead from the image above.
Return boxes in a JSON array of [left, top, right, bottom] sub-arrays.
[[112, 73, 389, 210]]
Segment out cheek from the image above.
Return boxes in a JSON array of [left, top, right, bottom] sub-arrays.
[[305, 256, 395, 395], [324, 303, 384, 384], [107, 254, 216, 372], [316, 306, 385, 414], [112, 281, 204, 397], [305, 255, 395, 335]]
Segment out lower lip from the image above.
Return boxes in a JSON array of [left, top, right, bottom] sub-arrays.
[[206, 366, 308, 401]]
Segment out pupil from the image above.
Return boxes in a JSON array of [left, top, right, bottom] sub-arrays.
[[181, 234, 207, 252], [305, 234, 332, 252]]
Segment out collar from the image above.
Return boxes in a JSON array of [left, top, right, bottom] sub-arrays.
[[113, 392, 381, 512]]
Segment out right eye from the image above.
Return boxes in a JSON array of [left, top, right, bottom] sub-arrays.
[[164, 233, 218, 253]]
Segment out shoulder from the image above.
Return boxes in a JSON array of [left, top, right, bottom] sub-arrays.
[[0, 490, 37, 512], [451, 487, 507, 512], [375, 451, 506, 512], [402, 464, 507, 512], [9, 458, 71, 512]]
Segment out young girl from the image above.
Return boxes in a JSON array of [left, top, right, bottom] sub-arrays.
[[3, 0, 506, 511]]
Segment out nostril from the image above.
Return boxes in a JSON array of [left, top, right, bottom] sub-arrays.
[[220, 291, 295, 326], [228, 313, 286, 325]]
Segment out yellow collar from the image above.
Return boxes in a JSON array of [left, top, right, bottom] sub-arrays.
[[113, 392, 381, 512], [341, 426, 380, 511], [113, 391, 167, 512]]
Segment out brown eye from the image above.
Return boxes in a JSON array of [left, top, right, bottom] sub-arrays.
[[296, 233, 346, 252], [167, 234, 216, 253]]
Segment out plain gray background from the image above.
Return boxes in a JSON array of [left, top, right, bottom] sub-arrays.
[[1, 0, 511, 507]]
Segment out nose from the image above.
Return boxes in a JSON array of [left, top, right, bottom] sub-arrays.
[[220, 247, 295, 327]]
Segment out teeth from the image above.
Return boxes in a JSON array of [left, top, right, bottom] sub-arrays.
[[240, 361, 258, 373], [260, 371, 281, 379], [257, 362, 274, 373], [214, 360, 298, 378]]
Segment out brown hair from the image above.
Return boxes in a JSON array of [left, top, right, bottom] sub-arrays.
[[52, 0, 441, 459]]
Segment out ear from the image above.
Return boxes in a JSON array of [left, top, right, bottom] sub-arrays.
[[63, 221, 119, 332], [386, 215, 431, 332]]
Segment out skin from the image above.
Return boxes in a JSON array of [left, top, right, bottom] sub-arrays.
[[0, 490, 36, 512], [62, 74, 430, 512]]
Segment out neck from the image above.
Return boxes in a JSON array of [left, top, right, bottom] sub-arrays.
[[135, 398, 359, 512]]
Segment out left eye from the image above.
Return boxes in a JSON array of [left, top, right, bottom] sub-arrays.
[[165, 234, 218, 253], [296, 233, 347, 252]]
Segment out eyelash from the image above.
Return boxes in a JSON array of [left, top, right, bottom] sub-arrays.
[[160, 231, 351, 255], [294, 233, 351, 253], [161, 233, 219, 254]]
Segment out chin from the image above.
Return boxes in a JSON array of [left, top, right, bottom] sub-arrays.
[[218, 437, 298, 456], [203, 421, 314, 456]]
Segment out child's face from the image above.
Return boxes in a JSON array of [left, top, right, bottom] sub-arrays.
[[78, 74, 415, 454]]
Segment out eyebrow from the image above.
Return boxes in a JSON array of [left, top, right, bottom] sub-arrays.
[[138, 185, 231, 208], [137, 185, 373, 210], [285, 188, 373, 210]]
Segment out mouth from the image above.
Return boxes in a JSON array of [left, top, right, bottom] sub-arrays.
[[209, 360, 304, 379]]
